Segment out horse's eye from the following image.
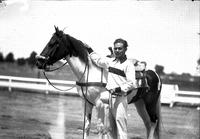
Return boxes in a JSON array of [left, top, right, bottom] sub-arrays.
[[49, 40, 57, 48]]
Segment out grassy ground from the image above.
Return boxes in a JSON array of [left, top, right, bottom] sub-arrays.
[[0, 90, 199, 139], [0, 63, 199, 139]]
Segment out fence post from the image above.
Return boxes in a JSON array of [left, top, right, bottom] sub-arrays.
[[8, 78, 12, 92], [169, 84, 179, 107], [45, 80, 49, 94]]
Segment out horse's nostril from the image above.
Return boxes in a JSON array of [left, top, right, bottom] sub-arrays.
[[36, 61, 40, 66], [36, 61, 41, 68], [36, 59, 45, 69]]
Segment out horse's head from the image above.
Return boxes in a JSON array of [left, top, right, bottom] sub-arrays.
[[36, 26, 72, 70]]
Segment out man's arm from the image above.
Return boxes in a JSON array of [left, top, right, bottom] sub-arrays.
[[121, 60, 138, 93], [90, 52, 110, 69], [85, 45, 110, 69]]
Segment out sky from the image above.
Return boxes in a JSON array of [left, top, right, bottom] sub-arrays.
[[0, 0, 199, 75]]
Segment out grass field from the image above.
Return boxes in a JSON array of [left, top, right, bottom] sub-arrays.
[[0, 89, 199, 139]]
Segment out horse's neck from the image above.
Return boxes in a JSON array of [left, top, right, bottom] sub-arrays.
[[66, 56, 107, 83], [66, 56, 86, 81]]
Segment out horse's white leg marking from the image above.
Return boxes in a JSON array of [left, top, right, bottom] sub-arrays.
[[95, 99, 106, 137], [95, 91, 109, 135], [95, 91, 118, 139], [134, 99, 151, 138], [97, 104, 111, 139], [97, 104, 117, 139], [148, 120, 157, 139]]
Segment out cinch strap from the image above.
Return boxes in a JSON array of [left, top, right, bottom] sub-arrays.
[[108, 67, 126, 77], [76, 68, 106, 87], [76, 82, 106, 87]]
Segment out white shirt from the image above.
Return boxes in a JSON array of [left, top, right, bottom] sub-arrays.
[[90, 52, 137, 93]]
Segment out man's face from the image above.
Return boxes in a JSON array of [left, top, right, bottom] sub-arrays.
[[113, 42, 126, 59]]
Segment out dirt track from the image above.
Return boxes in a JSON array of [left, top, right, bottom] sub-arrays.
[[0, 90, 199, 139]]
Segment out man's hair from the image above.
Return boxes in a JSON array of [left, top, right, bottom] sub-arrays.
[[113, 38, 128, 48]]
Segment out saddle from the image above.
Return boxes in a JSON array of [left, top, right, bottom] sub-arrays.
[[133, 59, 149, 89]]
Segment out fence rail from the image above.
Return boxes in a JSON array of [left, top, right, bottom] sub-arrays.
[[0, 75, 199, 109], [0, 75, 77, 95]]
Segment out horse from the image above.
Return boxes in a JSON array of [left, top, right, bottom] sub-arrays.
[[36, 26, 162, 139]]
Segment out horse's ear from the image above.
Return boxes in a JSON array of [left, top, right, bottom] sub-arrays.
[[62, 27, 67, 32], [54, 25, 59, 32]]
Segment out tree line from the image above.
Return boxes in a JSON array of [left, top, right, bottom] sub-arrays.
[[1, 51, 199, 76], [0, 51, 37, 68], [0, 51, 199, 91]]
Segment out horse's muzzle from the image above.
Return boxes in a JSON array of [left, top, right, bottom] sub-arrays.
[[35, 55, 48, 69]]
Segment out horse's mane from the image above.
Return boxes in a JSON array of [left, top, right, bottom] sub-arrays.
[[63, 33, 89, 64]]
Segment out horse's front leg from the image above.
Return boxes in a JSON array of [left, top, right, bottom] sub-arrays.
[[95, 98, 105, 133], [82, 99, 93, 138], [95, 92, 116, 139]]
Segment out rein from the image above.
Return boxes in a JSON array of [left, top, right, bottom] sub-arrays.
[[42, 59, 106, 96], [42, 60, 87, 92]]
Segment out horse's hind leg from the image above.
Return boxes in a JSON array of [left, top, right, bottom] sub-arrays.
[[145, 96, 161, 139], [146, 101, 161, 139], [134, 99, 152, 138], [154, 97, 161, 139]]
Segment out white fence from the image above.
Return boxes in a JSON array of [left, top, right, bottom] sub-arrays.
[[160, 84, 200, 110], [0, 75, 199, 109], [0, 75, 77, 95]]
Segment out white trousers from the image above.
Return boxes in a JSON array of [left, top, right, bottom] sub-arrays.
[[99, 91, 128, 139]]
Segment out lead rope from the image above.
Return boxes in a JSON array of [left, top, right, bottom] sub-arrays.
[[82, 64, 89, 139]]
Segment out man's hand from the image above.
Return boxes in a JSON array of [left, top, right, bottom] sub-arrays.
[[109, 89, 115, 95], [109, 87, 123, 96], [84, 44, 93, 54]]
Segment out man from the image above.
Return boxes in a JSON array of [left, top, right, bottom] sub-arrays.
[[86, 38, 137, 139]]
